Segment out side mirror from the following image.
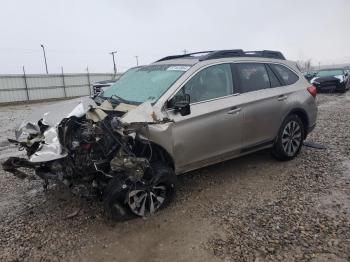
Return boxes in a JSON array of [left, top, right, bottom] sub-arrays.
[[169, 94, 191, 116]]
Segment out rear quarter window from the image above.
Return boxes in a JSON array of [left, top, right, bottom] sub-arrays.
[[270, 64, 299, 86]]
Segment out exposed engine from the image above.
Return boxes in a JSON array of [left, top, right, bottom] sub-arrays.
[[2, 100, 172, 201], [2, 98, 176, 220]]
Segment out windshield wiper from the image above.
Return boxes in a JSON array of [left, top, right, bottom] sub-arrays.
[[96, 91, 138, 105], [107, 94, 128, 104], [93, 91, 121, 104], [111, 94, 125, 102]]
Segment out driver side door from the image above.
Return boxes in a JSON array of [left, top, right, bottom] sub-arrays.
[[166, 63, 243, 173]]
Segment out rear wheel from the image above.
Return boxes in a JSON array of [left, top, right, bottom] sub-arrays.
[[272, 114, 305, 161]]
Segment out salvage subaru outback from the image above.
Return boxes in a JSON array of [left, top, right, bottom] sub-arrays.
[[3, 50, 317, 220]]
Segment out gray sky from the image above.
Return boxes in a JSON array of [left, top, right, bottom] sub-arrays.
[[1, 0, 349, 74]]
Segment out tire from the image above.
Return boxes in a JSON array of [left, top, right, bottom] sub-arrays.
[[272, 114, 305, 161], [103, 162, 176, 221], [103, 173, 134, 221], [127, 162, 176, 217]]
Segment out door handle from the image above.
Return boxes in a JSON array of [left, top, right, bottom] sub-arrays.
[[228, 107, 241, 114], [277, 95, 288, 101]]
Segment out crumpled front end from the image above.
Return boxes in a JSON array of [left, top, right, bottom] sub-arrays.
[[2, 98, 173, 202]]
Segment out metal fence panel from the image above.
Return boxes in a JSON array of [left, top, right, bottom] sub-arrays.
[[29, 87, 65, 100], [89, 74, 114, 83], [0, 89, 28, 103], [64, 75, 91, 96], [0, 73, 117, 103], [0, 76, 26, 90], [26, 75, 63, 88], [65, 84, 90, 97], [64, 74, 89, 85]]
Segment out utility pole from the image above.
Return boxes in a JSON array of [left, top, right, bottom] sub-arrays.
[[110, 50, 117, 76], [22, 66, 29, 100], [135, 55, 139, 66], [86, 66, 92, 96], [40, 44, 48, 74], [183, 49, 188, 55], [61, 66, 67, 97]]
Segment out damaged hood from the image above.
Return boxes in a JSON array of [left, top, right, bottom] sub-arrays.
[[16, 97, 96, 140], [17, 96, 162, 134], [14, 96, 167, 163], [15, 97, 97, 162]]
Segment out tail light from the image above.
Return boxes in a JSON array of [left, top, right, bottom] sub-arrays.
[[307, 85, 317, 98]]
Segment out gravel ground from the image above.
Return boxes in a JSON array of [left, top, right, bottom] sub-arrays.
[[207, 93, 350, 261], [0, 93, 349, 262]]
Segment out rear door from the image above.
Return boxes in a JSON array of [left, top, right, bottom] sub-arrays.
[[233, 62, 288, 149], [167, 63, 243, 172]]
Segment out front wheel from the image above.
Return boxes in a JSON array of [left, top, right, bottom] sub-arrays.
[[272, 114, 305, 161], [103, 162, 176, 221], [127, 162, 176, 217]]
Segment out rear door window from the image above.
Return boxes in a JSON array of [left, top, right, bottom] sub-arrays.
[[270, 64, 299, 85], [236, 63, 270, 93]]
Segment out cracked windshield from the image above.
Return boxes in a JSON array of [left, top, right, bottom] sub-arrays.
[[102, 65, 190, 104]]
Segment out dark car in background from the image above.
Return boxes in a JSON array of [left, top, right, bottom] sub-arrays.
[[92, 79, 117, 96], [310, 68, 350, 93], [304, 71, 317, 82]]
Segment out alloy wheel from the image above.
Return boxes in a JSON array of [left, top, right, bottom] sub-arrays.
[[281, 120, 302, 156], [127, 182, 166, 217]]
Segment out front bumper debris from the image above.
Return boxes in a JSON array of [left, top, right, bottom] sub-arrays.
[[2, 157, 37, 179]]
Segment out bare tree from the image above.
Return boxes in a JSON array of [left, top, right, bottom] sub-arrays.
[[296, 59, 312, 72]]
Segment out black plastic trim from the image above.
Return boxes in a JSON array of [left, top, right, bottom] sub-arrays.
[[155, 50, 286, 63], [266, 63, 284, 87], [241, 140, 274, 153]]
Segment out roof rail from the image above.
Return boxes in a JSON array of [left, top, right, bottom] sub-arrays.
[[155, 51, 214, 62], [155, 49, 286, 62], [244, 50, 286, 60], [198, 49, 245, 61]]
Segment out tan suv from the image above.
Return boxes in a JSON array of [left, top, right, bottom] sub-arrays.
[[4, 50, 317, 220]]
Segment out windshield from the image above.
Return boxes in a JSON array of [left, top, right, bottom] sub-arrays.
[[102, 65, 190, 104], [316, 70, 344, 77]]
